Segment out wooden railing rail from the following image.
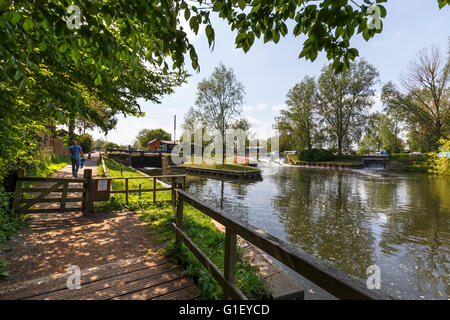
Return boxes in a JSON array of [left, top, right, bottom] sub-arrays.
[[173, 189, 393, 300]]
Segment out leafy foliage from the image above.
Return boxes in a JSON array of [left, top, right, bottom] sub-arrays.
[[317, 59, 379, 154], [276, 75, 319, 150], [192, 63, 245, 163], [298, 148, 335, 162], [429, 138, 450, 175], [381, 45, 449, 151], [134, 128, 172, 149]]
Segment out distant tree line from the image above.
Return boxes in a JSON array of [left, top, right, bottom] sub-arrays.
[[275, 43, 449, 156]]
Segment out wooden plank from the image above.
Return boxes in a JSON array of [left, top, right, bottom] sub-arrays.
[[29, 262, 174, 300], [1, 256, 168, 300], [24, 208, 83, 214], [171, 223, 246, 300], [80, 267, 185, 300], [22, 187, 85, 193], [21, 197, 84, 204], [17, 182, 63, 213], [152, 285, 201, 300], [19, 177, 87, 183], [113, 276, 194, 300], [223, 228, 237, 300], [177, 190, 392, 300]]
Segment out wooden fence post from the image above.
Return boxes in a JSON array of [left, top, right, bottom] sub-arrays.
[[83, 169, 93, 216], [224, 227, 237, 300], [60, 181, 69, 212], [171, 177, 175, 206], [153, 178, 156, 203], [175, 192, 184, 259], [125, 178, 129, 206], [12, 168, 24, 214]]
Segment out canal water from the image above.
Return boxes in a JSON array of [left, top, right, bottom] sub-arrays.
[[182, 165, 449, 300]]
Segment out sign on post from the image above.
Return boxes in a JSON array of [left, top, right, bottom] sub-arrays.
[[93, 179, 111, 201]]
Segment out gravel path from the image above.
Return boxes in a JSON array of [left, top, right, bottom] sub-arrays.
[[0, 154, 160, 287]]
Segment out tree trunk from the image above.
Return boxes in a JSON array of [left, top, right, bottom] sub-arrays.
[[68, 118, 75, 144]]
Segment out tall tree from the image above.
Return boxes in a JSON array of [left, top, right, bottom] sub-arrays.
[[134, 129, 172, 149], [382, 45, 449, 150], [359, 112, 383, 153], [194, 63, 245, 164], [276, 76, 318, 151], [317, 59, 379, 154]]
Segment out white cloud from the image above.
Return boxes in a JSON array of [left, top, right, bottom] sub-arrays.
[[272, 104, 286, 112], [242, 103, 269, 112], [371, 94, 384, 112], [245, 116, 275, 140]]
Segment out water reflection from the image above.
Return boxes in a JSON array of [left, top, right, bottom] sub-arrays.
[[185, 166, 450, 299]]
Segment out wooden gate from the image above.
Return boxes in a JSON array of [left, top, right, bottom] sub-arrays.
[[12, 168, 93, 215]]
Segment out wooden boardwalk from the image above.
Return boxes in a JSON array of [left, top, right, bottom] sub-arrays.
[[0, 154, 200, 300], [0, 255, 200, 300]]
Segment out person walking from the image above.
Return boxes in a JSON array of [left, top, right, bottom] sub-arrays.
[[68, 141, 84, 178]]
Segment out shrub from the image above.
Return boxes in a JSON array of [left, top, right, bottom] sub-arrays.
[[428, 138, 450, 175], [298, 148, 335, 162]]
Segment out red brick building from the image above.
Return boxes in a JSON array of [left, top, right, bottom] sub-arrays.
[[147, 139, 178, 153]]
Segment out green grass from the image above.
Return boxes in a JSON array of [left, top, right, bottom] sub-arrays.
[[26, 154, 69, 177], [23, 154, 70, 189], [100, 156, 271, 299]]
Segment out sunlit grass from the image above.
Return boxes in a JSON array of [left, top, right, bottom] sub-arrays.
[[98, 155, 271, 299]]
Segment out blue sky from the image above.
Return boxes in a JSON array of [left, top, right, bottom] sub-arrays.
[[89, 0, 450, 145]]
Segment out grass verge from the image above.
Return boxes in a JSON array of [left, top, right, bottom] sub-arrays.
[[100, 156, 271, 299]]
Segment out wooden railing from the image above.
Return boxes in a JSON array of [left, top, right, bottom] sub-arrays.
[[12, 168, 88, 215], [100, 152, 186, 205], [172, 189, 393, 300], [12, 167, 186, 216], [102, 175, 186, 205]]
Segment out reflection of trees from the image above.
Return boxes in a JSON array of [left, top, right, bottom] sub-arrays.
[[368, 174, 450, 298], [186, 175, 251, 223], [272, 168, 376, 278]]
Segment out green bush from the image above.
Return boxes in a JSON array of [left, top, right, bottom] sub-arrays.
[[77, 133, 93, 153], [0, 186, 27, 278], [298, 148, 335, 162], [429, 138, 450, 175], [103, 142, 120, 150]]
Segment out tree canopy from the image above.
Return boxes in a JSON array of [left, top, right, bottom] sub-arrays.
[[134, 128, 172, 149]]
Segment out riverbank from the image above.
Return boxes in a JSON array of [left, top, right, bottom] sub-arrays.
[[286, 154, 363, 169], [99, 156, 272, 299]]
